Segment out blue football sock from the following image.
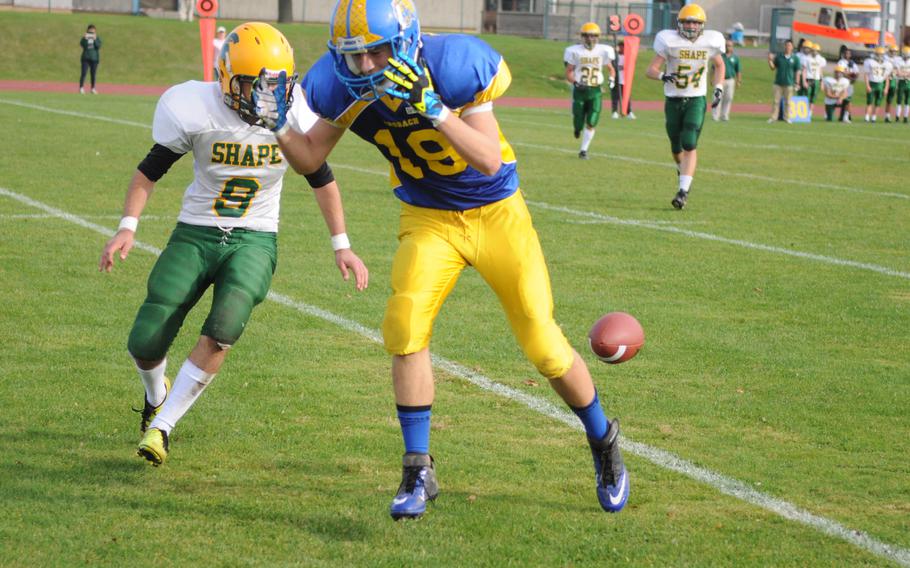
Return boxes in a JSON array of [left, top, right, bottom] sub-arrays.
[[570, 391, 609, 441], [397, 404, 432, 455]]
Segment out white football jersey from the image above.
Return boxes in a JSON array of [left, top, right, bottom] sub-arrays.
[[807, 54, 826, 81], [152, 81, 318, 232], [898, 57, 910, 80], [863, 58, 892, 83], [822, 76, 850, 104], [653, 29, 725, 97], [564, 43, 615, 87]]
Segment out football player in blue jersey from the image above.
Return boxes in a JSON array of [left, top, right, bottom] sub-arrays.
[[253, 0, 629, 520]]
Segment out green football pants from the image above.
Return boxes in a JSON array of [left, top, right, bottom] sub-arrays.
[[572, 85, 603, 132], [664, 96, 706, 154], [128, 223, 277, 361]]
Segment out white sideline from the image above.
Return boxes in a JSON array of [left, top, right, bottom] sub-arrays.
[[1, 183, 908, 567]]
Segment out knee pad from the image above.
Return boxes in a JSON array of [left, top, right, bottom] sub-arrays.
[[681, 128, 700, 152], [201, 285, 256, 348], [517, 320, 575, 380], [382, 295, 431, 355], [128, 302, 184, 362]]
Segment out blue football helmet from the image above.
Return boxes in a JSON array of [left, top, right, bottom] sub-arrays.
[[328, 0, 421, 100]]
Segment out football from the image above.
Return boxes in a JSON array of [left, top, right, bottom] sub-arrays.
[[588, 312, 645, 364]]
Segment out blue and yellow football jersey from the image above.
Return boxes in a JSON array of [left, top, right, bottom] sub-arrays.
[[303, 34, 519, 211]]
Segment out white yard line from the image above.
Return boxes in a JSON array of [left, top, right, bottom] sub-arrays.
[[1, 183, 908, 567]]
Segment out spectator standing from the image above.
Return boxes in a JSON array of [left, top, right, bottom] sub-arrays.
[[212, 26, 227, 80], [610, 39, 635, 119], [79, 24, 101, 94], [836, 48, 860, 122], [822, 65, 850, 121], [767, 39, 800, 123], [864, 47, 892, 122], [712, 38, 740, 121], [178, 0, 194, 22]]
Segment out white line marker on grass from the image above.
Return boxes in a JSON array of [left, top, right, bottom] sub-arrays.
[[2, 184, 908, 567]]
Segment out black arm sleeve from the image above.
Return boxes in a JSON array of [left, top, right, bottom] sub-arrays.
[[137, 143, 185, 182], [303, 162, 335, 189]]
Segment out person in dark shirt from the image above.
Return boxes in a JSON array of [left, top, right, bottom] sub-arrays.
[[79, 24, 102, 94]]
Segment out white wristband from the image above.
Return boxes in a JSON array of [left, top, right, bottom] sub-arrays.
[[118, 216, 138, 232], [331, 232, 350, 251], [430, 105, 451, 127], [274, 122, 290, 138]]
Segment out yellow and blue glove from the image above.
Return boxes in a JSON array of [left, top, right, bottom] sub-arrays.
[[383, 52, 450, 126], [252, 69, 290, 135]]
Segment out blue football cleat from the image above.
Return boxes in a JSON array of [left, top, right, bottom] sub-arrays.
[[390, 453, 438, 520], [590, 419, 630, 512]]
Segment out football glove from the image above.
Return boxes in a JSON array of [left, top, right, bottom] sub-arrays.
[[609, 76, 616, 90], [660, 72, 678, 84], [383, 52, 449, 126], [252, 69, 290, 135], [711, 85, 724, 109]]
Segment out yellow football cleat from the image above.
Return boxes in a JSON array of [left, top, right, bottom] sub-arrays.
[[137, 427, 169, 466], [136, 376, 171, 434]]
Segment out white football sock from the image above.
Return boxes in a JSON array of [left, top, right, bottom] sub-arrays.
[[135, 358, 167, 406], [580, 128, 595, 152], [678, 175, 693, 193], [149, 359, 216, 434]]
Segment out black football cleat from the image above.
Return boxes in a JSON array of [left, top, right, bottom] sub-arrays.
[[671, 190, 688, 210], [578, 150, 589, 160]]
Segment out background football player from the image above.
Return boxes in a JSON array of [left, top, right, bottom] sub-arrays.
[[836, 48, 860, 122], [884, 45, 901, 122], [864, 46, 892, 123], [254, 0, 630, 520], [98, 22, 368, 466], [822, 65, 850, 122], [563, 22, 616, 159], [896, 46, 910, 123], [645, 3, 725, 209]]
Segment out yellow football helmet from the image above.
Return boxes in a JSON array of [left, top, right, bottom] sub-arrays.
[[873, 46, 886, 62], [902, 45, 910, 57], [217, 22, 297, 123], [834, 64, 846, 74], [580, 22, 601, 48], [678, 4, 706, 41]]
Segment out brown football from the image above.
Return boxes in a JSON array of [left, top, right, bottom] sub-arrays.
[[588, 312, 644, 364]]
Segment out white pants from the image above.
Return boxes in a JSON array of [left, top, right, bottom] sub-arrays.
[[178, 0, 194, 21], [712, 78, 736, 120]]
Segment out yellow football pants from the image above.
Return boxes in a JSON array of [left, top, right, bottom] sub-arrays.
[[382, 191, 575, 379]]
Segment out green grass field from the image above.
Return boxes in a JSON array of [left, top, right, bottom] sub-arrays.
[[2, 10, 909, 568]]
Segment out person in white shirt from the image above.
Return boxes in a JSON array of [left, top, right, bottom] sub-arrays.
[[564, 22, 616, 159], [895, 46, 910, 123], [609, 39, 636, 120], [212, 25, 226, 80], [884, 45, 901, 122], [99, 23, 368, 467], [836, 48, 860, 122], [645, 3, 725, 210], [822, 65, 850, 122]]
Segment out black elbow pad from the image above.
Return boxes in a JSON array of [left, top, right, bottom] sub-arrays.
[[304, 162, 335, 188], [137, 144, 185, 182]]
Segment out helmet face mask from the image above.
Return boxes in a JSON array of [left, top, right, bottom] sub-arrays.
[[677, 4, 706, 41], [217, 22, 298, 125], [580, 22, 600, 49], [329, 0, 421, 101]]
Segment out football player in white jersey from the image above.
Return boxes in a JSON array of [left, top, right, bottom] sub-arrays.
[[822, 65, 851, 122], [564, 22, 616, 158], [98, 22, 368, 466], [864, 46, 892, 122], [896, 46, 910, 123], [836, 48, 860, 122], [645, 3, 725, 209], [884, 45, 901, 122]]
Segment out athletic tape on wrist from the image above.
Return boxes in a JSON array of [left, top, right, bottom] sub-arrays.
[[331, 233, 351, 251], [119, 216, 138, 232]]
